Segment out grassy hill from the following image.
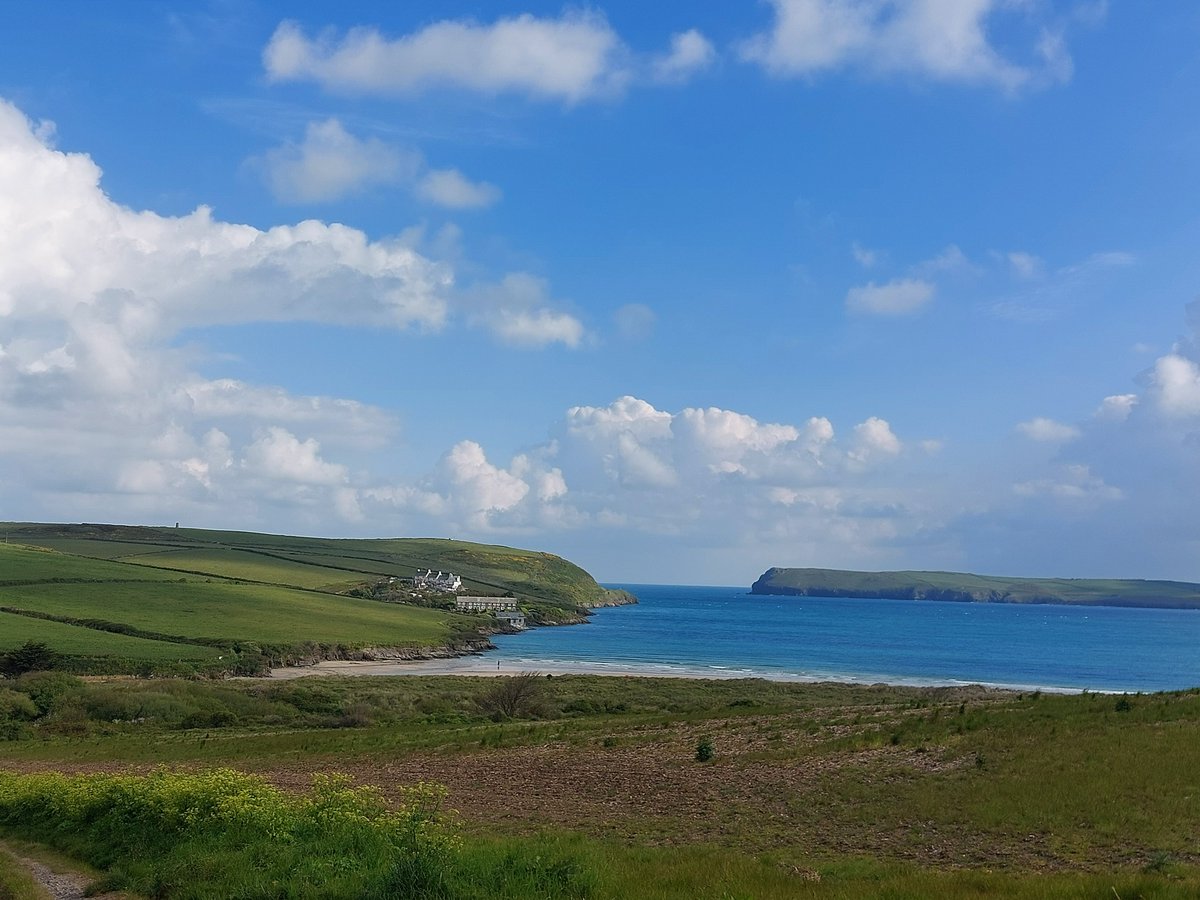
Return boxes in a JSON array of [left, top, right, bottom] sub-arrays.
[[0, 523, 629, 674], [751, 567, 1200, 608]]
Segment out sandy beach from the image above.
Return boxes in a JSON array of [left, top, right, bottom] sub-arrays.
[[267, 656, 799, 681]]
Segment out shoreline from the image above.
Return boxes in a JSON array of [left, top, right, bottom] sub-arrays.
[[265, 655, 1087, 693]]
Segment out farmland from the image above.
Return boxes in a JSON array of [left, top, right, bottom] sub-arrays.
[[0, 523, 628, 676]]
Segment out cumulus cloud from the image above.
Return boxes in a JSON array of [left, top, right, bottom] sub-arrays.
[[243, 428, 348, 485], [851, 416, 902, 460], [416, 168, 501, 209], [257, 118, 499, 208], [467, 273, 585, 348], [1017, 417, 1081, 443], [1095, 393, 1137, 422], [261, 118, 418, 203], [1149, 354, 1200, 417], [263, 15, 714, 102], [846, 277, 934, 315], [0, 96, 584, 529], [651, 29, 717, 83], [740, 0, 1080, 91]]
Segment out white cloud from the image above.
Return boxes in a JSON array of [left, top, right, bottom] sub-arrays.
[[261, 118, 418, 203], [263, 15, 716, 102], [851, 416, 902, 460], [651, 29, 717, 83], [258, 118, 499, 209], [441, 440, 530, 517], [740, 0, 1074, 91], [846, 277, 934, 315], [0, 96, 587, 531], [416, 168, 501, 209], [243, 427, 348, 485], [469, 273, 585, 347], [1149, 354, 1200, 417], [1095, 393, 1138, 422], [1017, 417, 1081, 443], [263, 14, 630, 103]]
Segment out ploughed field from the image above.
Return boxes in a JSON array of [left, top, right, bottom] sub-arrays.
[[1, 674, 1198, 898], [0, 523, 619, 675]]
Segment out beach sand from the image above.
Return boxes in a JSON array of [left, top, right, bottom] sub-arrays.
[[267, 656, 815, 681]]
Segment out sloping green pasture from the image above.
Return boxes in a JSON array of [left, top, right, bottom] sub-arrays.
[[0, 582, 466, 651], [117, 547, 366, 590], [10, 524, 614, 609], [0, 544, 194, 584], [0, 612, 220, 661]]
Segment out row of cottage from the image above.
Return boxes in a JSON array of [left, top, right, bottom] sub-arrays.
[[412, 569, 525, 628]]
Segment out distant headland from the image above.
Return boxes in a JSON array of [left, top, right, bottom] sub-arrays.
[[750, 567, 1200, 610]]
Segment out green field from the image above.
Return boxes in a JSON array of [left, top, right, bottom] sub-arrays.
[[0, 612, 221, 662], [118, 547, 369, 590], [0, 582, 464, 650], [753, 566, 1200, 608], [0, 524, 630, 676], [0, 675, 1196, 898], [6, 523, 621, 609], [0, 544, 198, 585]]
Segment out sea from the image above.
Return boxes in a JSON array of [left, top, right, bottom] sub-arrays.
[[487, 584, 1200, 693]]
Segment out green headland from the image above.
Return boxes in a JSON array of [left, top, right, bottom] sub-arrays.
[[0, 522, 633, 676], [752, 566, 1200, 609]]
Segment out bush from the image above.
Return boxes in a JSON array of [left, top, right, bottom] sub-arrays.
[[0, 641, 58, 678], [0, 688, 38, 722], [12, 671, 83, 715], [0, 769, 459, 899], [695, 736, 715, 762], [476, 672, 549, 720]]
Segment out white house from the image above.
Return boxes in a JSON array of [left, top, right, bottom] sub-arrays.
[[414, 569, 463, 592]]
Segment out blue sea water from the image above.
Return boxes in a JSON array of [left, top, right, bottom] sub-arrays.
[[488, 584, 1200, 693]]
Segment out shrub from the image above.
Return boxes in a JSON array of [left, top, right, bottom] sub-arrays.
[[476, 672, 549, 720], [695, 736, 715, 762], [12, 671, 83, 715], [0, 688, 38, 722], [0, 769, 460, 899], [0, 641, 58, 678]]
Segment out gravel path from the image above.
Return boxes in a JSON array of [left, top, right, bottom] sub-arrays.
[[0, 843, 107, 900], [19, 856, 88, 900]]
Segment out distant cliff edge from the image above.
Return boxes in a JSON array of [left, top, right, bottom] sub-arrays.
[[750, 567, 1200, 610]]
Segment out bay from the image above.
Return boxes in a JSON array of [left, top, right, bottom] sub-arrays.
[[488, 584, 1200, 693]]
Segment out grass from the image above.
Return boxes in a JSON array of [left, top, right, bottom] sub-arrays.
[[0, 841, 49, 900], [0, 611, 221, 660], [0, 582, 469, 654], [7, 524, 616, 609], [0, 522, 630, 674], [0, 677, 1197, 896], [0, 543, 196, 585], [113, 547, 366, 590]]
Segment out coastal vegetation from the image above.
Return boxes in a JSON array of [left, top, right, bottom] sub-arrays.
[[0, 674, 1197, 896], [0, 523, 1195, 897], [0, 523, 631, 676], [752, 566, 1200, 608]]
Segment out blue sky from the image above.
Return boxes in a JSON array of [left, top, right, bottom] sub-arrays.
[[2, 1, 1200, 584]]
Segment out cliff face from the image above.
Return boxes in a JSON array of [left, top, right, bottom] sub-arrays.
[[750, 567, 1200, 609]]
